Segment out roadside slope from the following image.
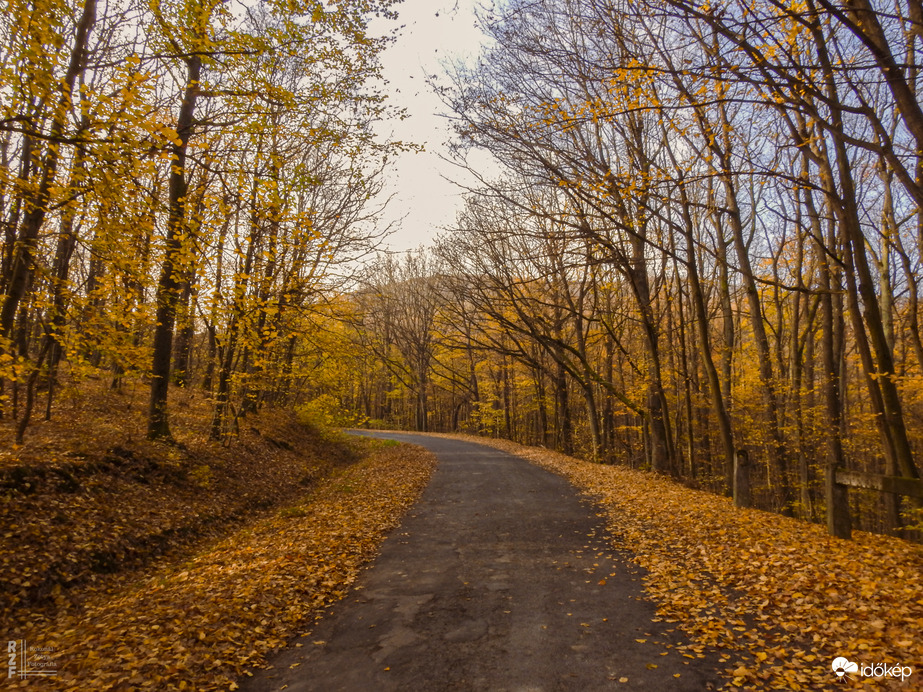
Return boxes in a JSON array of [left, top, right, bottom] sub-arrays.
[[4, 436, 435, 690], [1, 388, 361, 628]]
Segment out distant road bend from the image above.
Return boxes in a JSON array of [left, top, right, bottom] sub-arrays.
[[242, 432, 718, 691]]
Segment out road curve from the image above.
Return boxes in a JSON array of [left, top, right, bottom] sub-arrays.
[[241, 432, 718, 691]]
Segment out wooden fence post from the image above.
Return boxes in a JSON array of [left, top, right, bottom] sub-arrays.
[[829, 469, 923, 539], [826, 466, 852, 539], [733, 449, 751, 508]]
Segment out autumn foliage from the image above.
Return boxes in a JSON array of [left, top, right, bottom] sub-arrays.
[[3, 0, 923, 682], [0, 0, 406, 447], [325, 0, 923, 540]]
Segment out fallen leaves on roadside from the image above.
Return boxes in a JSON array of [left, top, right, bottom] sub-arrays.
[[5, 442, 435, 690], [451, 434, 923, 691]]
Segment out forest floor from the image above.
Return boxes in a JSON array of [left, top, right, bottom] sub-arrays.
[[0, 383, 435, 690], [440, 434, 923, 690], [3, 383, 921, 690]]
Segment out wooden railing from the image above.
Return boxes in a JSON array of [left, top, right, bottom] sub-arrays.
[[835, 470, 923, 500], [732, 449, 923, 539]]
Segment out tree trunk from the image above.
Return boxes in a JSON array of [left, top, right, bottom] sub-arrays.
[[148, 55, 201, 440], [554, 359, 572, 455], [677, 177, 736, 491]]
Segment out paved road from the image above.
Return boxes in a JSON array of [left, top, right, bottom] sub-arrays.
[[241, 433, 718, 691]]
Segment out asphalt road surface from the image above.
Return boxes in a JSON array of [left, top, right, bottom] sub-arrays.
[[241, 433, 719, 691]]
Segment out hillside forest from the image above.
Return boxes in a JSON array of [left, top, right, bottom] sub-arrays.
[[3, 0, 923, 540]]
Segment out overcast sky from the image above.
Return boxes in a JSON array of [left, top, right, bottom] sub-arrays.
[[371, 0, 494, 251]]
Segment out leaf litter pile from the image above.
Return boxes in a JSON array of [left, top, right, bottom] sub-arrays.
[[1, 389, 435, 690], [450, 435, 923, 690]]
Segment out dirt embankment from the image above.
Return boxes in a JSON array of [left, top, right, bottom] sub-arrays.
[[2, 388, 436, 690], [1, 385, 362, 634]]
